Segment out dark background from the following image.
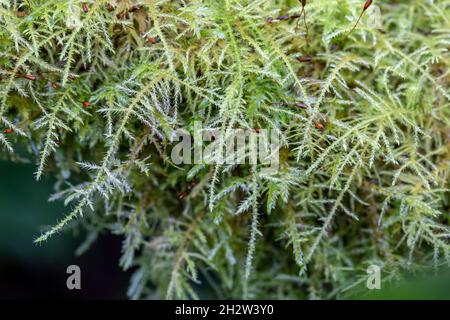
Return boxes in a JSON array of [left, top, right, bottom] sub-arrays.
[[0, 160, 130, 299]]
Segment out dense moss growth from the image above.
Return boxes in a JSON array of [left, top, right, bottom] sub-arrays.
[[0, 0, 449, 299]]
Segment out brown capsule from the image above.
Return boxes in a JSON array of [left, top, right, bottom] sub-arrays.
[[364, 0, 373, 11], [313, 120, 325, 130], [23, 74, 36, 81], [82, 3, 89, 14], [297, 56, 312, 63], [147, 37, 158, 44], [51, 82, 58, 89], [83, 101, 91, 108], [277, 15, 290, 21], [3, 128, 14, 134], [253, 128, 261, 134], [178, 191, 187, 200]]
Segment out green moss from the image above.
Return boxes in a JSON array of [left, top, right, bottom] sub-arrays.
[[0, 0, 448, 299]]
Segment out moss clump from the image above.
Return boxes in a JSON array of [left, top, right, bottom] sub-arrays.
[[0, 0, 449, 299]]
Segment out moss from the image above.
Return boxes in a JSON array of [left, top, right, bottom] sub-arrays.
[[0, 0, 449, 299]]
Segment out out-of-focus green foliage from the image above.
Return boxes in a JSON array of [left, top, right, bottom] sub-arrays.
[[0, 160, 73, 264], [357, 273, 450, 300], [0, 0, 449, 299]]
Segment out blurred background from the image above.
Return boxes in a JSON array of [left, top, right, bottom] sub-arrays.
[[0, 159, 130, 299]]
